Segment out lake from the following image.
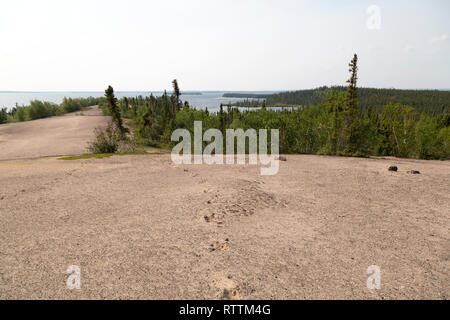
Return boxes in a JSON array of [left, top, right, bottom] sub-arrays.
[[0, 91, 277, 113]]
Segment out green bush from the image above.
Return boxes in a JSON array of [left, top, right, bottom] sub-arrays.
[[27, 100, 58, 120], [13, 107, 27, 122], [87, 122, 120, 154], [0, 108, 8, 124], [10, 97, 106, 123]]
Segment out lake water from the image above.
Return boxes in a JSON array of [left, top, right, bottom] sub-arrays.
[[0, 91, 276, 113]]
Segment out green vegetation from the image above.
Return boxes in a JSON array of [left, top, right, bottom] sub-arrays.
[[222, 93, 269, 99], [265, 87, 450, 115], [117, 55, 448, 160], [182, 92, 202, 95], [0, 108, 8, 124], [58, 151, 150, 161], [105, 86, 127, 135], [87, 123, 122, 154], [61, 97, 102, 113], [1, 97, 105, 123], [232, 99, 265, 109], [4, 56, 447, 161], [87, 86, 136, 155], [172, 79, 181, 109]]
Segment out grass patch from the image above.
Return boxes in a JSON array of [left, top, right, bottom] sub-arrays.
[[135, 139, 172, 151], [58, 151, 154, 161]]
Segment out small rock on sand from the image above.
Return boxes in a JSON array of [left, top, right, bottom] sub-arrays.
[[276, 156, 287, 161], [388, 166, 398, 172], [407, 170, 421, 175]]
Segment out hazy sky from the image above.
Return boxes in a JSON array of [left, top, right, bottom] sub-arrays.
[[0, 0, 449, 91]]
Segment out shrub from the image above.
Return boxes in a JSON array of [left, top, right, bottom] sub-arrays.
[[0, 108, 8, 124], [87, 122, 121, 154], [27, 100, 58, 120], [13, 107, 27, 122]]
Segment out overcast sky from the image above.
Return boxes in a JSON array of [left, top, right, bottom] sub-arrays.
[[0, 0, 449, 91]]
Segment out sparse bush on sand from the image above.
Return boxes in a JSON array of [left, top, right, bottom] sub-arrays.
[[87, 122, 121, 154], [87, 121, 137, 155], [87, 86, 136, 155]]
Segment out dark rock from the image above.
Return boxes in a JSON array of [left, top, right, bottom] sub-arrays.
[[388, 166, 398, 172], [407, 170, 421, 175]]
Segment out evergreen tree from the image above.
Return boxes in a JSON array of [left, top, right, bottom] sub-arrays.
[[344, 54, 361, 154], [218, 104, 225, 134], [105, 85, 126, 135], [227, 103, 233, 126], [172, 79, 181, 111]]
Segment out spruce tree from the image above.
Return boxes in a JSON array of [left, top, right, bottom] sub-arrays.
[[218, 104, 225, 134], [344, 54, 360, 154], [172, 79, 181, 112], [105, 85, 126, 135]]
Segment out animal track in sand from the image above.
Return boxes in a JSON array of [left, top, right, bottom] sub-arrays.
[[222, 287, 241, 300], [214, 275, 242, 300], [209, 239, 230, 252], [204, 213, 217, 223], [203, 179, 282, 225]]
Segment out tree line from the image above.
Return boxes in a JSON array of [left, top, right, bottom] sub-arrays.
[[265, 86, 450, 115], [101, 63, 449, 160], [222, 93, 269, 99], [0, 97, 106, 124]]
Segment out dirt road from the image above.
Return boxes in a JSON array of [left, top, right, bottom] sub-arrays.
[[0, 106, 109, 160]]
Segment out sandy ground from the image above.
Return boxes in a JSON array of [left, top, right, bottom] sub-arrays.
[[0, 152, 448, 299], [0, 106, 109, 160]]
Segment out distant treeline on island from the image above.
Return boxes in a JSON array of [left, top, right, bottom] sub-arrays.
[[267, 87, 450, 114], [228, 87, 450, 115], [181, 92, 202, 95], [222, 93, 269, 99]]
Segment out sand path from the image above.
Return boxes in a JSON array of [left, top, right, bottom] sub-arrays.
[[0, 106, 109, 161]]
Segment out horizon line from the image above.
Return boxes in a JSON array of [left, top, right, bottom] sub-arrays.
[[1, 87, 450, 93]]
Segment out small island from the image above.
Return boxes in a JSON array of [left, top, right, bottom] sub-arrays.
[[222, 93, 270, 99], [181, 92, 203, 96]]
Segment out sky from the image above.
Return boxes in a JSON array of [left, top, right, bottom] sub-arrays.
[[0, 0, 449, 91]]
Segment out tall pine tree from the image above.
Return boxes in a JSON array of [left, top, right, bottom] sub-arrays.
[[105, 85, 127, 135], [344, 54, 360, 154], [172, 79, 181, 112]]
